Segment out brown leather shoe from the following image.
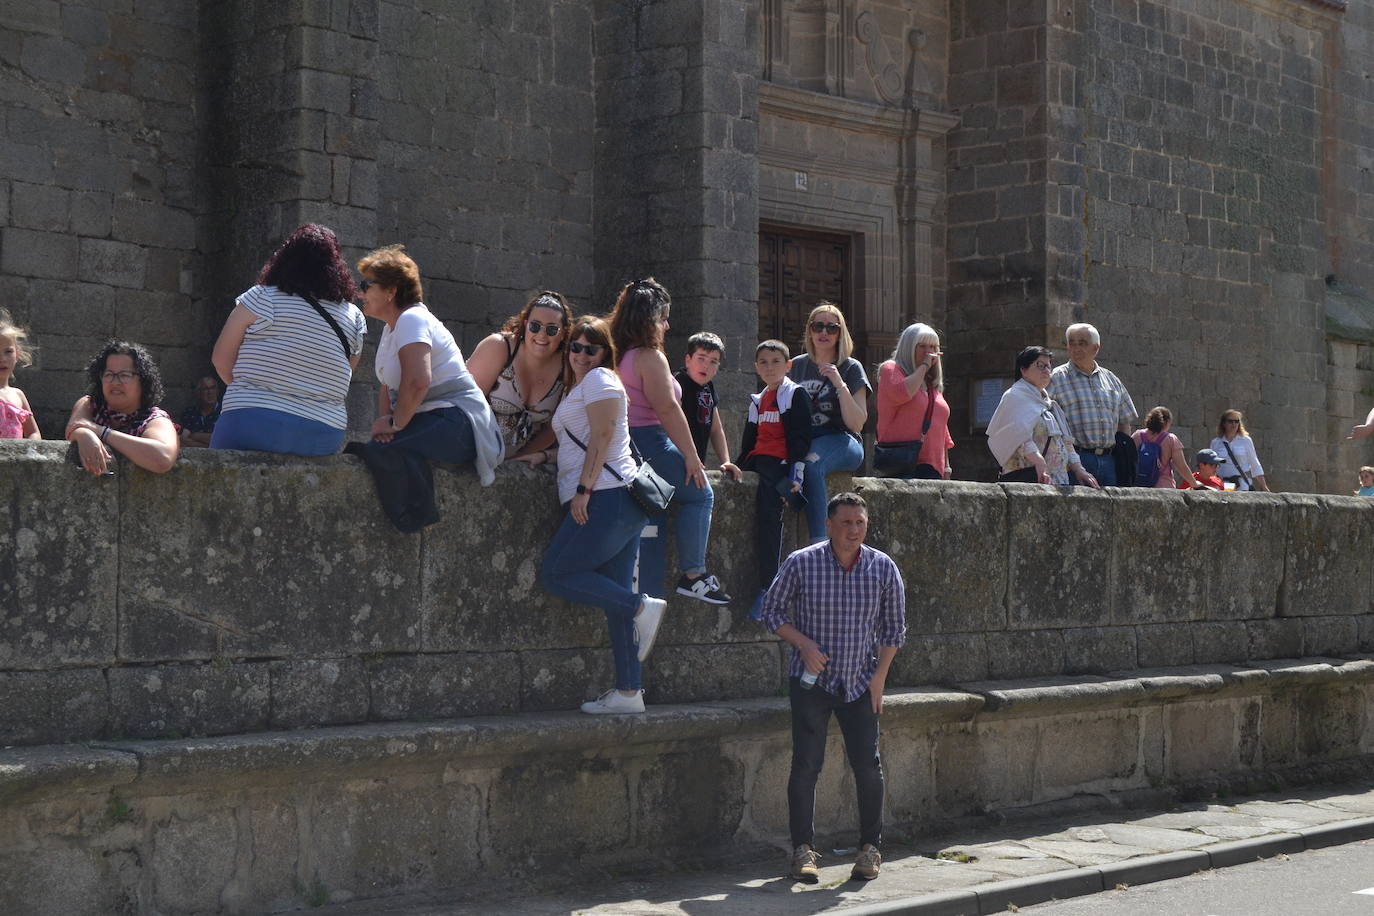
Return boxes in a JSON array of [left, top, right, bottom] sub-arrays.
[[790, 844, 820, 883], [851, 843, 881, 880]]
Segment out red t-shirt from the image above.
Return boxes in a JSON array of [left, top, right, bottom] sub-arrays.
[[1179, 472, 1224, 490], [749, 388, 788, 460]]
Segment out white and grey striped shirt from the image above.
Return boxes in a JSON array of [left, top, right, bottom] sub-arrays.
[[222, 285, 367, 429]]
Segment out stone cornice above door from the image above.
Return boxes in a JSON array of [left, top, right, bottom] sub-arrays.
[[758, 82, 959, 141]]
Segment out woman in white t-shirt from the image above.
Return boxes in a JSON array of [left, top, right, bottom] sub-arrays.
[[345, 245, 503, 532], [541, 315, 667, 716], [211, 224, 367, 455], [1211, 408, 1270, 491]]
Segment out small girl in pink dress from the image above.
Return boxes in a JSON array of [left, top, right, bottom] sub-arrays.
[[0, 310, 40, 439]]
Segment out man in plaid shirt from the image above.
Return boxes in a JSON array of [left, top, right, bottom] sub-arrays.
[[760, 491, 906, 883], [1046, 323, 1137, 485]]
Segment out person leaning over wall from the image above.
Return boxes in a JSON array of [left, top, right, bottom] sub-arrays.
[[987, 346, 1099, 487], [0, 309, 40, 440], [541, 315, 666, 715], [788, 301, 870, 541], [759, 491, 906, 884], [66, 340, 179, 475], [210, 224, 367, 456], [1210, 409, 1270, 492], [465, 290, 572, 468], [610, 278, 730, 606], [874, 322, 953, 480], [344, 245, 503, 533]]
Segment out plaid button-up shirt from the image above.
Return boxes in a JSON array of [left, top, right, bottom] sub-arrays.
[[760, 541, 906, 702], [1047, 362, 1137, 450]]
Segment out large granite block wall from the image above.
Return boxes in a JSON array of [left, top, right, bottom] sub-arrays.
[[2, 439, 1371, 747]]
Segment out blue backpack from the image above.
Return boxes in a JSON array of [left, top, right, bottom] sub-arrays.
[[1134, 432, 1163, 487]]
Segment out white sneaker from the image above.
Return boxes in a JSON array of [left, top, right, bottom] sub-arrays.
[[635, 596, 667, 662], [580, 689, 645, 714]]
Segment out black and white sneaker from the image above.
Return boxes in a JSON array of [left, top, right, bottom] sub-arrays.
[[676, 574, 731, 605]]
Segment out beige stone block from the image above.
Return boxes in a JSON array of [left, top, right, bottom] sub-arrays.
[[1166, 701, 1237, 779], [1036, 712, 1142, 794], [881, 724, 935, 828]]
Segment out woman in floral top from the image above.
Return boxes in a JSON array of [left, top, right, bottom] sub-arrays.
[[987, 346, 1099, 487], [65, 340, 179, 476]]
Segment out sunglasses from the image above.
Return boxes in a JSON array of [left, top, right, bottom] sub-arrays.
[[528, 319, 563, 337], [359, 279, 373, 292], [568, 341, 603, 356], [810, 321, 841, 335], [1223, 418, 1240, 424]]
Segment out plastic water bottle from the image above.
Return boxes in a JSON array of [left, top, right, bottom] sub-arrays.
[[801, 646, 826, 689]]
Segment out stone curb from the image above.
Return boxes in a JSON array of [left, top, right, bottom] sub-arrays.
[[837, 817, 1374, 915]]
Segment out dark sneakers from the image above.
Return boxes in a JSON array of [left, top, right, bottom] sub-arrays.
[[790, 844, 821, 883], [675, 573, 731, 605]]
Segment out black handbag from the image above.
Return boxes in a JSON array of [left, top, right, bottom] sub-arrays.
[[565, 430, 676, 513], [874, 384, 936, 472]]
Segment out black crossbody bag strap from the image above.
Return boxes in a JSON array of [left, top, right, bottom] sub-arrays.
[[564, 428, 644, 482], [303, 294, 353, 359], [1220, 439, 1252, 487]]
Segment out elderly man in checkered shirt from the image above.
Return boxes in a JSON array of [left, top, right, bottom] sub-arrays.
[[760, 491, 906, 885], [1046, 323, 1137, 486]]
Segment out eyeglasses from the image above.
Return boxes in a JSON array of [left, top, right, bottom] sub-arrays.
[[1031, 361, 1053, 371], [528, 319, 563, 337], [568, 341, 603, 356], [810, 321, 841, 335], [101, 370, 136, 384]]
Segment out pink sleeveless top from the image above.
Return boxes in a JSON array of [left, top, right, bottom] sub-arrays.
[[0, 399, 31, 439], [618, 348, 680, 428]]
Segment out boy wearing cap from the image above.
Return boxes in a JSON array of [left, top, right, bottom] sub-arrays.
[[1180, 448, 1225, 490]]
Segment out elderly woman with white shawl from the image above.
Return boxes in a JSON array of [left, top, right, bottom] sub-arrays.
[[987, 346, 1100, 487]]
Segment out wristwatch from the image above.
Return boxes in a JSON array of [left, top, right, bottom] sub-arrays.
[[576, 484, 589, 495]]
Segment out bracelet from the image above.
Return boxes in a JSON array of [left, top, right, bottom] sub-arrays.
[[99, 426, 110, 442], [541, 449, 550, 463]]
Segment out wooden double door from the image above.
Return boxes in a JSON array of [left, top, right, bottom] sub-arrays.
[[758, 229, 852, 354]]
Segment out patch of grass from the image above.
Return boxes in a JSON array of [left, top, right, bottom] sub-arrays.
[[105, 794, 131, 825], [304, 879, 329, 908], [937, 850, 978, 863]]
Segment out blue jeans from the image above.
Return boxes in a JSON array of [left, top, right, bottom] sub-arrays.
[[212, 406, 343, 456], [630, 425, 714, 597], [1075, 449, 1116, 487], [541, 486, 648, 691], [801, 429, 864, 542]]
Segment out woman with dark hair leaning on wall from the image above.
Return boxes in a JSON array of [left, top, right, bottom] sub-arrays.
[[345, 245, 503, 532], [987, 346, 1099, 487], [465, 290, 572, 467], [609, 278, 729, 605], [66, 340, 179, 475], [542, 315, 665, 715], [210, 223, 367, 456]]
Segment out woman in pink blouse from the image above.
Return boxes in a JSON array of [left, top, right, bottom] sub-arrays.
[[1133, 405, 1200, 488], [875, 323, 954, 479]]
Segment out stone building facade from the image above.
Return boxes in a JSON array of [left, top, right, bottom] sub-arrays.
[[2, 0, 1373, 490]]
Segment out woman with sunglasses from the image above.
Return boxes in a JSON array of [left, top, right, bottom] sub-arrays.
[[211, 224, 367, 456], [66, 340, 179, 475], [466, 291, 573, 466], [1210, 409, 1269, 491], [346, 245, 503, 532], [987, 346, 1099, 487], [542, 316, 666, 715], [610, 278, 729, 605], [788, 302, 871, 541]]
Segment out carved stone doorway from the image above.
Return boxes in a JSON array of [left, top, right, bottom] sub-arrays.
[[758, 228, 856, 357]]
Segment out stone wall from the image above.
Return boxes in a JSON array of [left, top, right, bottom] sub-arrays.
[[4, 439, 1373, 748], [2, 658, 1371, 913]]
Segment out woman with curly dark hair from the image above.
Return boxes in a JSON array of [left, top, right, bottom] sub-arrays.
[[65, 340, 179, 475], [210, 223, 367, 455], [465, 290, 573, 466], [609, 277, 729, 606]]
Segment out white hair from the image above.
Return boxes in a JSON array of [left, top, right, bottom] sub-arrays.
[[1065, 323, 1100, 346], [891, 323, 943, 390]]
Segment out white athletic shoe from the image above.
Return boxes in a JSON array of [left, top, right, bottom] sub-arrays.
[[635, 596, 667, 662], [580, 689, 646, 715]]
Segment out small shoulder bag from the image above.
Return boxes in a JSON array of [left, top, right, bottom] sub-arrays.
[[564, 429, 676, 513], [873, 386, 936, 472]]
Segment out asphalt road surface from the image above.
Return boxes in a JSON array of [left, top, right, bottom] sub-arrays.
[[1023, 839, 1374, 915]]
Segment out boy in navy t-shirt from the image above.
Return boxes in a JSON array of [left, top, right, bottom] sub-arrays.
[[736, 340, 812, 618], [675, 331, 742, 481]]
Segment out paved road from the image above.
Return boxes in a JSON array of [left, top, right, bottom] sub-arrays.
[[1023, 839, 1374, 916]]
